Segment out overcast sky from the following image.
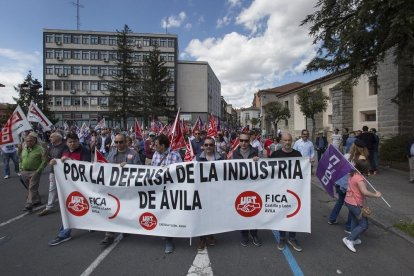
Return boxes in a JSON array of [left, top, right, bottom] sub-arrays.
[[0, 0, 323, 108]]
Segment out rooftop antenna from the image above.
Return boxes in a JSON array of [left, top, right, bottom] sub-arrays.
[[165, 17, 168, 34], [72, 0, 84, 30]]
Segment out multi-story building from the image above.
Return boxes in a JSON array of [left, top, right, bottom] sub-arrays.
[[176, 60, 221, 123], [43, 29, 178, 127]]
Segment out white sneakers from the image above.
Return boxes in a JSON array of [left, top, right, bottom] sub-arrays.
[[4, 175, 9, 179], [342, 237, 356, 252]]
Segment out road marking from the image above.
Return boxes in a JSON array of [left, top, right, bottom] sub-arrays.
[[187, 247, 213, 276], [0, 205, 45, 228], [80, 233, 123, 276], [272, 230, 304, 276]]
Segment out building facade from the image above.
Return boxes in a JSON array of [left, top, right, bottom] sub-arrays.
[[43, 29, 178, 127], [176, 61, 221, 124], [238, 107, 260, 130]]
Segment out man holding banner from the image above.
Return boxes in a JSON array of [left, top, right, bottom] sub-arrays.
[[270, 132, 303, 252], [151, 134, 182, 254], [232, 131, 262, 247]]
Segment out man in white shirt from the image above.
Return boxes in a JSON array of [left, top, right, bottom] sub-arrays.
[[331, 128, 342, 149], [293, 129, 315, 165], [250, 130, 263, 158]]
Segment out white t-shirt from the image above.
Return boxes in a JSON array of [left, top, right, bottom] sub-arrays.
[[332, 133, 342, 148]]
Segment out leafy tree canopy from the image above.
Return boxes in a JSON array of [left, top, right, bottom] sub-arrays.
[[264, 101, 291, 125], [302, 0, 414, 84]]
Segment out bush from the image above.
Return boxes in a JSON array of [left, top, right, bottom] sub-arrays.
[[380, 134, 413, 162]]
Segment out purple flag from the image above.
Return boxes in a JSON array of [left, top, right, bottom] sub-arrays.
[[316, 145, 353, 197]]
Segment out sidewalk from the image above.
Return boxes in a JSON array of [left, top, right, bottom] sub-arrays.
[[312, 166, 414, 245]]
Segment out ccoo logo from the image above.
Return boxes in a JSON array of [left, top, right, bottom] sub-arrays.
[[235, 191, 262, 217], [139, 212, 157, 230], [66, 191, 89, 216]]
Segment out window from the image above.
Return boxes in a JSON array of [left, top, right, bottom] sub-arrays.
[[99, 97, 108, 106], [82, 35, 90, 44], [285, 119, 288, 127], [109, 67, 117, 76], [55, 51, 62, 59], [63, 51, 71, 59], [143, 38, 150, 46], [48, 97, 54, 106], [90, 97, 98, 105], [82, 97, 90, 106], [90, 82, 98, 91], [46, 34, 53, 43], [168, 54, 174, 62], [160, 54, 167, 61], [134, 53, 142, 62], [82, 81, 89, 91], [100, 36, 108, 45], [63, 35, 71, 44], [46, 50, 54, 59], [82, 66, 90, 75], [46, 66, 53, 75], [360, 110, 376, 122], [90, 67, 98, 76], [55, 34, 62, 44], [63, 97, 71, 106], [150, 38, 159, 46], [72, 35, 80, 44], [73, 51, 81, 60], [109, 52, 117, 60], [90, 51, 98, 60], [159, 39, 167, 47], [90, 36, 98, 44], [284, 101, 289, 108], [369, 76, 378, 96], [82, 51, 90, 60], [72, 66, 81, 75], [167, 39, 174, 48], [100, 52, 108, 60], [63, 66, 71, 75], [63, 81, 70, 91], [54, 66, 63, 75], [108, 37, 117, 45], [100, 82, 108, 91], [55, 97, 62, 106], [100, 68, 108, 76], [169, 83, 174, 92], [72, 97, 81, 106], [72, 81, 81, 91], [55, 81, 62, 91]]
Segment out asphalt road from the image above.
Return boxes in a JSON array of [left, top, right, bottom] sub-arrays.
[[1, 170, 413, 276]]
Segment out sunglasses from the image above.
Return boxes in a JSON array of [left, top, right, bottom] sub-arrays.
[[194, 133, 200, 135], [114, 141, 124, 144], [239, 139, 250, 143], [204, 143, 214, 147]]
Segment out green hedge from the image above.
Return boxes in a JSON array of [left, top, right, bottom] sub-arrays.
[[380, 134, 413, 162]]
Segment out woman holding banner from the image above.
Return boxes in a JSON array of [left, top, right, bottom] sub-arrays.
[[342, 158, 381, 253]]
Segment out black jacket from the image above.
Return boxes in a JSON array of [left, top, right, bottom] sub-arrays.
[[232, 145, 259, 160]]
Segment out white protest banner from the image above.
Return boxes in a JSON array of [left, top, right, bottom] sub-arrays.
[[27, 101, 53, 131], [54, 158, 311, 237]]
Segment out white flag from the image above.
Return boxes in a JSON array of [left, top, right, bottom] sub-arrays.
[[27, 101, 53, 131], [0, 105, 33, 145]]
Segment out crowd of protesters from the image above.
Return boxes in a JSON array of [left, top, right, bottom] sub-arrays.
[[1, 121, 400, 254]]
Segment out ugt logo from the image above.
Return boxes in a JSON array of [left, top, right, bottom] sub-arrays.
[[66, 191, 89, 216], [235, 191, 262, 217], [139, 212, 157, 230]]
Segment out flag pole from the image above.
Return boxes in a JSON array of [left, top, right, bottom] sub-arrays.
[[331, 146, 391, 208]]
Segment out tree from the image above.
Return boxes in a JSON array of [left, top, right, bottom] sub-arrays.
[[250, 117, 259, 128], [14, 71, 57, 124], [107, 24, 141, 129], [301, 0, 414, 101], [141, 44, 173, 126], [264, 101, 291, 133], [296, 88, 330, 140]]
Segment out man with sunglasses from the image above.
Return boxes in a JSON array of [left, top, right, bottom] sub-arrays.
[[196, 136, 224, 250], [232, 131, 262, 247], [101, 133, 141, 245]]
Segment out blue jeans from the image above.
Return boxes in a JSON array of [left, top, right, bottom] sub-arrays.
[[345, 202, 368, 241], [329, 186, 351, 231], [2, 151, 19, 176], [279, 231, 296, 239], [58, 225, 72, 238]]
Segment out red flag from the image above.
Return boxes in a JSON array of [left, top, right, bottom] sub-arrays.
[[150, 118, 159, 134], [169, 109, 186, 151], [184, 137, 195, 162], [134, 118, 142, 137], [207, 114, 218, 137], [227, 137, 240, 159], [241, 125, 250, 133], [181, 119, 189, 136], [94, 148, 108, 163], [192, 116, 202, 136]]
